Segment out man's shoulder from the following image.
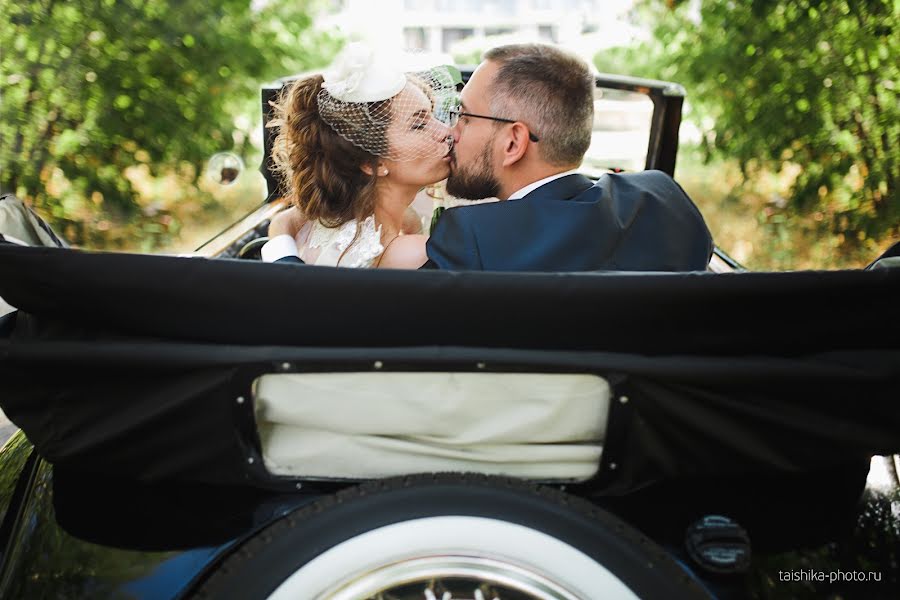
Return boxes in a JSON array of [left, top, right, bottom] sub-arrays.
[[439, 171, 683, 217], [443, 199, 509, 215], [441, 196, 545, 219], [434, 200, 513, 231], [602, 169, 680, 192]]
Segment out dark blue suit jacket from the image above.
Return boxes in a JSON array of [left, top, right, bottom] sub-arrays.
[[424, 170, 713, 272]]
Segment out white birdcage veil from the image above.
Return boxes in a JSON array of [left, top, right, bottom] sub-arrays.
[[316, 43, 458, 162]]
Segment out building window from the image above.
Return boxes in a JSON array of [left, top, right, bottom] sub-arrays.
[[442, 27, 475, 52], [482, 0, 516, 13], [404, 27, 428, 51], [404, 0, 432, 10], [538, 25, 557, 42]]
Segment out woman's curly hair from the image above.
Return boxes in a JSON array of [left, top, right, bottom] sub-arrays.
[[267, 75, 392, 258]]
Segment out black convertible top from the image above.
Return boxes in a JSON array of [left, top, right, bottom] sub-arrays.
[[0, 244, 897, 354], [0, 245, 898, 496]]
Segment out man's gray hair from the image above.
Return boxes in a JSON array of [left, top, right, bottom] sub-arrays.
[[483, 44, 594, 166]]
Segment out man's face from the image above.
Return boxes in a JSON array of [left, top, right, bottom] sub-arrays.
[[446, 61, 502, 200]]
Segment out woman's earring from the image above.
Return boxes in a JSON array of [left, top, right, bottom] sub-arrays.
[[382, 168, 389, 176]]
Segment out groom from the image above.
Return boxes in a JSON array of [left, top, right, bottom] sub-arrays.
[[421, 43, 712, 271]]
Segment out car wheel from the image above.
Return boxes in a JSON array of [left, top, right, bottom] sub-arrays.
[[191, 474, 707, 600]]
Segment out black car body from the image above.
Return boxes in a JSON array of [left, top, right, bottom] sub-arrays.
[[0, 69, 898, 600]]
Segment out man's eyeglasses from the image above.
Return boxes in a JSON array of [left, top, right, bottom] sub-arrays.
[[446, 107, 540, 143]]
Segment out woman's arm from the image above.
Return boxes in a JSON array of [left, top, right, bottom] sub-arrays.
[[261, 206, 309, 263], [268, 206, 308, 238]]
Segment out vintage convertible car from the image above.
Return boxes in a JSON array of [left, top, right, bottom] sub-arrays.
[[0, 70, 898, 600]]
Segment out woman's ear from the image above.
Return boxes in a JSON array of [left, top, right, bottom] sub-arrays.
[[360, 162, 389, 177]]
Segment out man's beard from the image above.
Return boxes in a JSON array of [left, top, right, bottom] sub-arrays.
[[446, 143, 501, 200]]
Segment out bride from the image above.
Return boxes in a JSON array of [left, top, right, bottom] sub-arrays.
[[262, 44, 455, 269]]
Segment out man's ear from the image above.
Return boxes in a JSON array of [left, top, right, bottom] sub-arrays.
[[500, 122, 532, 167]]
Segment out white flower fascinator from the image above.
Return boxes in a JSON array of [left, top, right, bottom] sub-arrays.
[[316, 43, 460, 161], [321, 43, 407, 103]]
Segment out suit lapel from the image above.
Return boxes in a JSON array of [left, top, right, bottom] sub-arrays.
[[519, 174, 595, 203]]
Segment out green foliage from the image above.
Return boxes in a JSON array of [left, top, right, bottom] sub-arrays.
[[674, 145, 887, 269], [597, 0, 899, 259], [0, 0, 340, 249], [451, 48, 485, 66]]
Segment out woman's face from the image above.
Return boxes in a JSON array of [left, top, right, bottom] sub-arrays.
[[381, 83, 452, 187]]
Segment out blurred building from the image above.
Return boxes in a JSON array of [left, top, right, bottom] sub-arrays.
[[316, 0, 656, 180], [317, 0, 641, 64]]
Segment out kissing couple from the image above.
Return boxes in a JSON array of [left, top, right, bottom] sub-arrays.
[[261, 42, 713, 272]]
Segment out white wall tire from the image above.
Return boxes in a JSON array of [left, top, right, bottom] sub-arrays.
[[267, 516, 640, 600], [191, 474, 708, 600]]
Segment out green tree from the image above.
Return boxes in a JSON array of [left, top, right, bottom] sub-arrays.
[[598, 0, 898, 256], [0, 0, 339, 248]]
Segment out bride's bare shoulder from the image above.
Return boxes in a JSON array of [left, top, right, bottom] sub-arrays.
[[377, 234, 428, 269]]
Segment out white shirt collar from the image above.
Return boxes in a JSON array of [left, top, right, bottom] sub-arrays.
[[506, 169, 580, 200]]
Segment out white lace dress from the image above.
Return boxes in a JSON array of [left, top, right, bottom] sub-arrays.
[[296, 215, 385, 268]]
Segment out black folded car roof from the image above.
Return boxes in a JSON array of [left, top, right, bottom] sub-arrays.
[[0, 245, 898, 496]]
